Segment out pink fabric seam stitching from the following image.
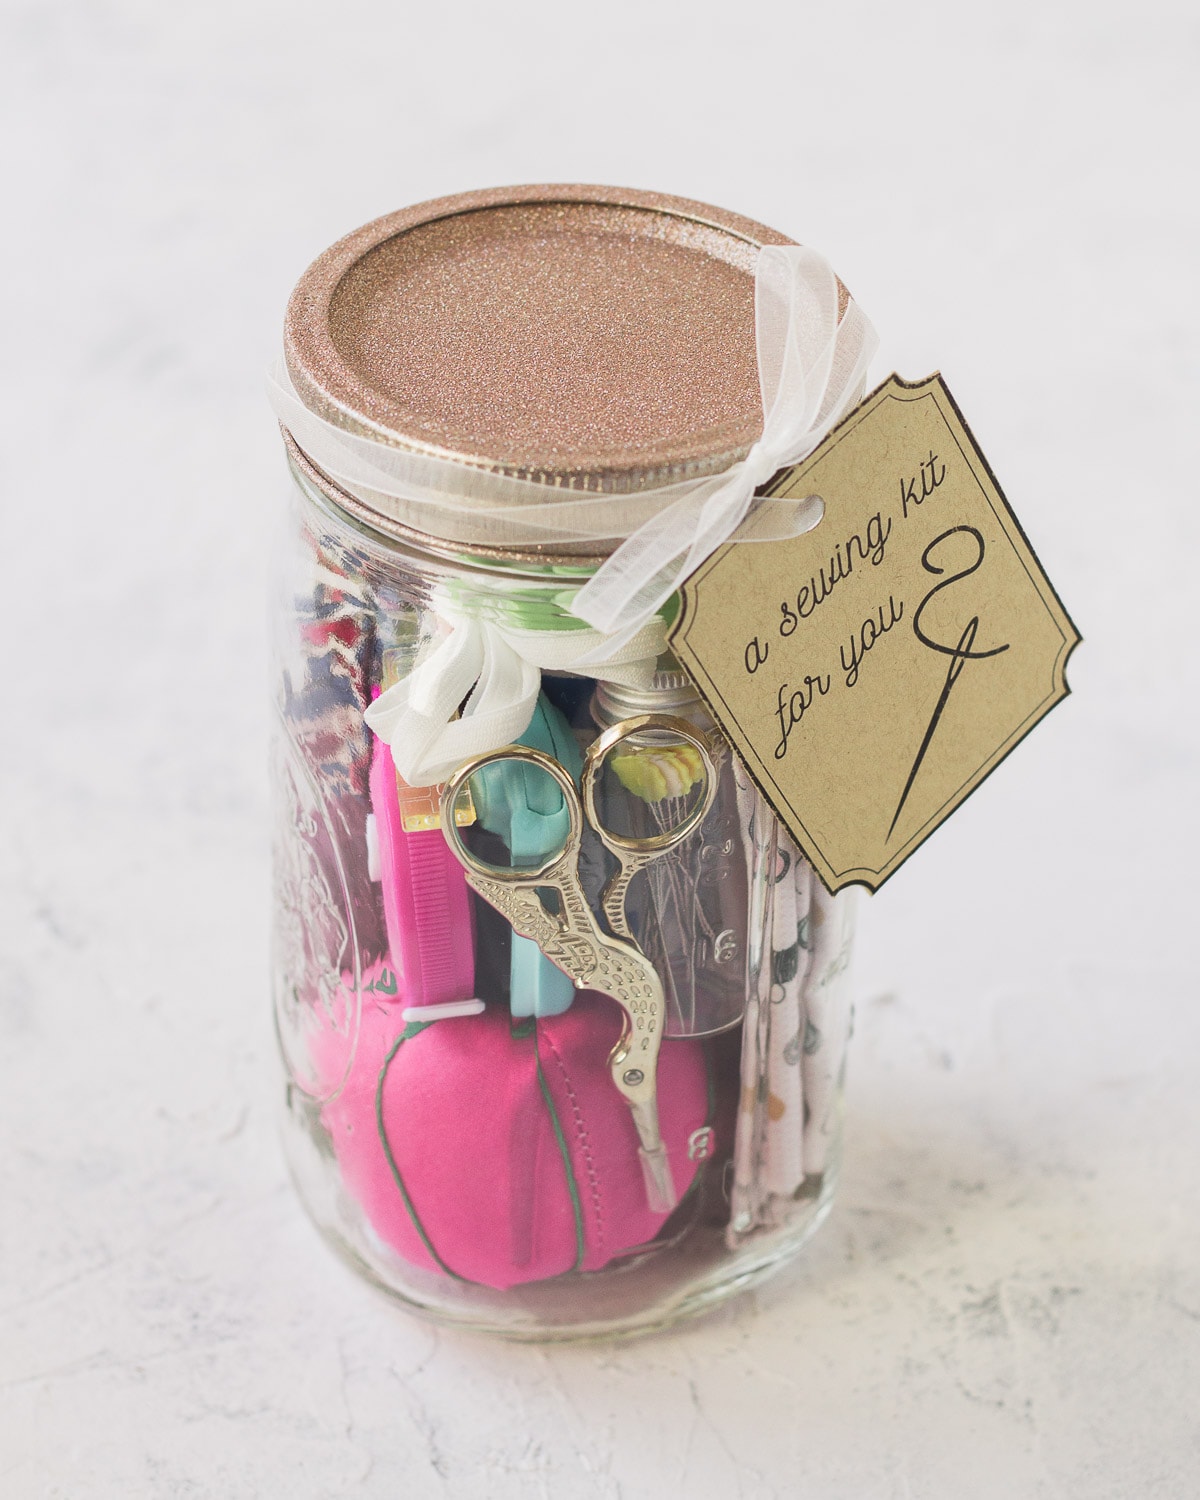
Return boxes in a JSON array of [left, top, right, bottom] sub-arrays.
[[541, 1027, 606, 1256]]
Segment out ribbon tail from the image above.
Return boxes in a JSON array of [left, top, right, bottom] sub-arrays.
[[364, 623, 486, 784]]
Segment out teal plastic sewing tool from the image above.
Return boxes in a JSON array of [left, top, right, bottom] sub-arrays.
[[471, 693, 582, 1018]]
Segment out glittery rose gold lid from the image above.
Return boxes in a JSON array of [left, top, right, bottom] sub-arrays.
[[284, 185, 804, 496]]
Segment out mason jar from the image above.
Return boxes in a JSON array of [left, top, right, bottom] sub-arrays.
[[269, 185, 862, 1339]]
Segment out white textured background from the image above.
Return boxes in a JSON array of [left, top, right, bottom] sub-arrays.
[[2, 1, 1197, 1495]]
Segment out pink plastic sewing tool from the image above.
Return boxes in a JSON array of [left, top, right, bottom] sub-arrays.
[[368, 733, 476, 1007]]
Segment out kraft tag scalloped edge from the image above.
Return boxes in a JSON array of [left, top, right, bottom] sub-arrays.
[[669, 373, 1081, 894]]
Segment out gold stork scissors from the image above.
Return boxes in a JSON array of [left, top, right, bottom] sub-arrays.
[[439, 713, 717, 1214]]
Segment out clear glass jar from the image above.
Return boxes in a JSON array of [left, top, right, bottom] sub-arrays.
[[272, 448, 855, 1340], [270, 185, 860, 1338]]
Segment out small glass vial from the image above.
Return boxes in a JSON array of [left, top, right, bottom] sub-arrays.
[[590, 662, 749, 1039]]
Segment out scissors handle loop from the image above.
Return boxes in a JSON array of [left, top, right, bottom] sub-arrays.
[[582, 713, 718, 856], [439, 745, 582, 885]]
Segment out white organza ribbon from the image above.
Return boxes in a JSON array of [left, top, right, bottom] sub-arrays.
[[364, 604, 668, 786], [273, 245, 875, 774], [570, 245, 877, 640]]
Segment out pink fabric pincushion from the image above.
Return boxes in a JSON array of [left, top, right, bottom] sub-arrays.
[[317, 964, 711, 1289]]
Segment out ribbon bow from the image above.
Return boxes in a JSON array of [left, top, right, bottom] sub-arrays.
[[364, 603, 667, 787], [277, 245, 876, 779]]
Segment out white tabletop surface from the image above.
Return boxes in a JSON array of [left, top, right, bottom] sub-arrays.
[[2, 1, 1197, 1495]]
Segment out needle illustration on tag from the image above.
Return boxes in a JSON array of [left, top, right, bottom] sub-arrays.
[[888, 525, 1010, 842]]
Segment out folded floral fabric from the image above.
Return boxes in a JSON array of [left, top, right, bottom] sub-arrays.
[[801, 877, 856, 1178], [276, 524, 385, 986], [728, 766, 853, 1243], [281, 525, 377, 799]]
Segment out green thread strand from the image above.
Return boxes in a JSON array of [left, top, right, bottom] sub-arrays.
[[533, 1028, 586, 1271], [374, 1021, 467, 1283]]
